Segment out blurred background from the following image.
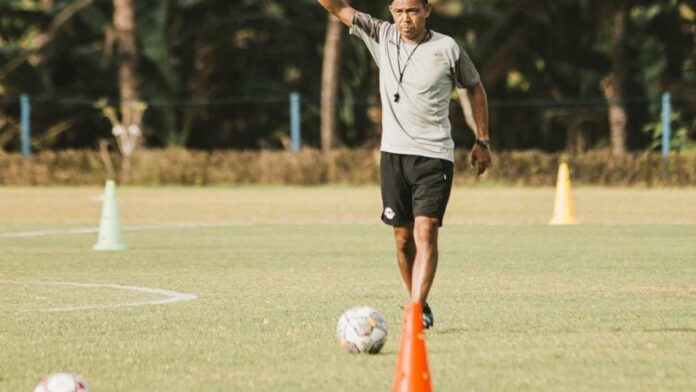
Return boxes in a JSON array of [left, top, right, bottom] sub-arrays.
[[1, 0, 695, 185]]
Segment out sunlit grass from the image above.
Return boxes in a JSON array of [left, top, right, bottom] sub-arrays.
[[1, 187, 695, 391]]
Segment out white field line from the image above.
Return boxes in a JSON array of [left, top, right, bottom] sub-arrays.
[[0, 281, 198, 312], [0, 222, 245, 238], [2, 223, 687, 238]]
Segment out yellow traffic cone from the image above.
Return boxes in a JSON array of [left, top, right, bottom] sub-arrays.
[[549, 162, 578, 225], [93, 180, 128, 250]]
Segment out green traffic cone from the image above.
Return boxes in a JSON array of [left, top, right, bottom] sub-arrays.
[[93, 180, 128, 251]]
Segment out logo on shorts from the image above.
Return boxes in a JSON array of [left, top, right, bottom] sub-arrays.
[[384, 207, 396, 220]]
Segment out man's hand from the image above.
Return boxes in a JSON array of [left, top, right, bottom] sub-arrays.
[[470, 144, 491, 176], [316, 0, 355, 27]]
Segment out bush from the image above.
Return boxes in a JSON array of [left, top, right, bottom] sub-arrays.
[[0, 148, 694, 186]]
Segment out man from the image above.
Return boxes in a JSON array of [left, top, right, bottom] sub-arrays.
[[316, 0, 491, 328]]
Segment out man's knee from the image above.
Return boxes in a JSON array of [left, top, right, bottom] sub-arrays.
[[414, 216, 439, 244], [393, 226, 415, 253]]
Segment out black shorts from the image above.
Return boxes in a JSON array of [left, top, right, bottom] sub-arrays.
[[380, 152, 454, 227]]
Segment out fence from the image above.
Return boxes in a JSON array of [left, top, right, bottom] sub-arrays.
[[0, 92, 688, 161]]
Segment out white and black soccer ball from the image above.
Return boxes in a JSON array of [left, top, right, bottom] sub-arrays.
[[336, 306, 388, 354], [34, 373, 90, 392]]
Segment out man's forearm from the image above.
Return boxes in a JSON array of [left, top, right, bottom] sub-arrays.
[[468, 81, 489, 140], [317, 0, 348, 15], [457, 88, 477, 135]]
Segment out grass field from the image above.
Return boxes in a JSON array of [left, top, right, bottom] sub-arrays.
[[1, 186, 695, 391]]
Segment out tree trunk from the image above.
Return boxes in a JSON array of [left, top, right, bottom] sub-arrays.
[[567, 118, 587, 155], [320, 14, 342, 153], [114, 0, 139, 117], [603, 1, 628, 156], [113, 0, 141, 182]]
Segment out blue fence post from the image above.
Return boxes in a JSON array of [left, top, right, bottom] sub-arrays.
[[290, 92, 301, 152], [661, 92, 671, 181], [20, 93, 31, 158], [661, 92, 671, 160]]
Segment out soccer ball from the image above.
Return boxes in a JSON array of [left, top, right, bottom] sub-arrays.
[[336, 306, 388, 354], [34, 373, 90, 392]]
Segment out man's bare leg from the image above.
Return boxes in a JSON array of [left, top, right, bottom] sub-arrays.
[[411, 216, 439, 304], [393, 224, 416, 295]]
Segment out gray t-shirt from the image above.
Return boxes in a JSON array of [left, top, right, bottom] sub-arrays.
[[350, 12, 480, 162]]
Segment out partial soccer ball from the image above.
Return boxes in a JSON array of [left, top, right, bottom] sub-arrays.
[[336, 306, 388, 354], [34, 373, 90, 392]]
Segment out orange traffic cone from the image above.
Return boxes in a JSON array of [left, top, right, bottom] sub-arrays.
[[392, 301, 433, 392]]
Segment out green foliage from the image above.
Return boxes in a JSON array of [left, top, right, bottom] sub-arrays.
[[1, 0, 695, 151], [644, 111, 695, 151]]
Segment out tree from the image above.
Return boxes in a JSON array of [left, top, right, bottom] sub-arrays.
[[320, 14, 343, 152], [601, 0, 629, 156], [1, 0, 694, 154], [0, 0, 94, 81], [109, 0, 144, 182], [0, 0, 101, 152]]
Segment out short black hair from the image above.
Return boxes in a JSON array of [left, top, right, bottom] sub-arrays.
[[390, 0, 429, 4]]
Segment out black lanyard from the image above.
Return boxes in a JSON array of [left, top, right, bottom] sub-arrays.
[[394, 29, 431, 103]]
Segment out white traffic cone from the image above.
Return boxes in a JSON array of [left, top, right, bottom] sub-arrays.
[[93, 180, 128, 250]]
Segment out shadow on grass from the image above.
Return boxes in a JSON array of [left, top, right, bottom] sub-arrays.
[[430, 327, 468, 335], [642, 327, 696, 333]]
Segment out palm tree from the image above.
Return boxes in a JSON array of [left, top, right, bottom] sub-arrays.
[[112, 0, 144, 182], [601, 0, 629, 156], [320, 14, 343, 153]]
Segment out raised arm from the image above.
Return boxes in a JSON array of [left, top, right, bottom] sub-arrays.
[[316, 0, 356, 27]]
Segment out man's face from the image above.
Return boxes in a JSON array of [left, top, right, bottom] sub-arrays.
[[389, 0, 432, 41]]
